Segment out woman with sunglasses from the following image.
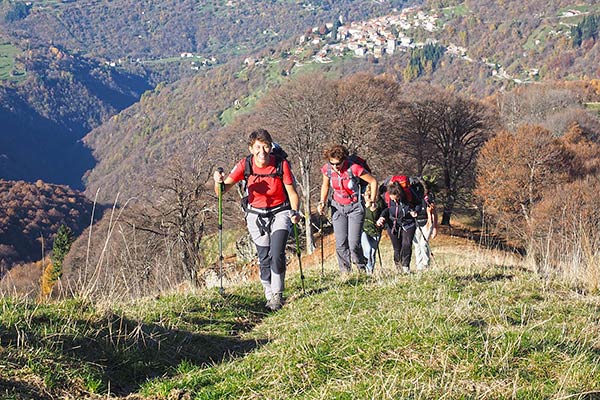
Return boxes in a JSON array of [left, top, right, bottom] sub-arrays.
[[316, 145, 378, 274]]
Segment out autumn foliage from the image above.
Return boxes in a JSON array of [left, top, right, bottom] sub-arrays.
[[0, 179, 98, 272], [476, 122, 600, 288]]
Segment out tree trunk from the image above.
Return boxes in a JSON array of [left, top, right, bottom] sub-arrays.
[[441, 169, 454, 225], [301, 162, 315, 254], [441, 204, 453, 225]]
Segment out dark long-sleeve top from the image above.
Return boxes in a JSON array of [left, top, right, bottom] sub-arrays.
[[363, 197, 386, 237], [380, 198, 419, 232]]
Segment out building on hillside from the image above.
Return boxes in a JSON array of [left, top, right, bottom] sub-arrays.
[[387, 39, 396, 54], [354, 47, 366, 57]]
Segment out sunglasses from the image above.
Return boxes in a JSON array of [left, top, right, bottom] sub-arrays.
[[329, 160, 343, 166]]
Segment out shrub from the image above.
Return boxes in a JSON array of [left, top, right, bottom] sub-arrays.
[[530, 176, 600, 292]]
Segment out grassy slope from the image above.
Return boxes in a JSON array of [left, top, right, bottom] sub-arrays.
[[2, 233, 600, 399]]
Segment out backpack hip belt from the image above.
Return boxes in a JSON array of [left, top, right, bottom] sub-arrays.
[[246, 201, 291, 217], [247, 201, 291, 236]]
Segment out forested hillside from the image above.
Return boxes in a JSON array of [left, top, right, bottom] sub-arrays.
[[0, 45, 151, 188], [81, 0, 600, 203], [0, 179, 100, 272], [0, 0, 416, 189], [1, 0, 413, 63]]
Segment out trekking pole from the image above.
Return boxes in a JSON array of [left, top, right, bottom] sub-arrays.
[[376, 234, 383, 271], [217, 167, 225, 296], [320, 216, 324, 279], [293, 222, 306, 295]]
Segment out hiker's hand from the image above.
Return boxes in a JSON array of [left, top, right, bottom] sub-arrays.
[[290, 210, 301, 224], [376, 217, 385, 227], [368, 202, 377, 212], [430, 227, 437, 240], [409, 210, 418, 218], [213, 169, 225, 184], [317, 202, 325, 215]]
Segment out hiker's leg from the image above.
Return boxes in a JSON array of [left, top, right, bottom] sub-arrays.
[[347, 202, 366, 271], [269, 210, 292, 295], [400, 225, 416, 271], [361, 232, 376, 272], [247, 212, 273, 300], [413, 223, 427, 270], [387, 227, 402, 270], [331, 203, 351, 273]]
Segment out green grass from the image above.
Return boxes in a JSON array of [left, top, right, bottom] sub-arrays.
[[0, 42, 26, 82], [439, 4, 469, 18], [523, 26, 554, 51], [585, 102, 600, 115], [557, 4, 600, 16], [2, 237, 600, 399]]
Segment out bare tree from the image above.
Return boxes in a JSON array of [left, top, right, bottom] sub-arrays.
[[255, 73, 334, 253], [384, 83, 442, 176], [428, 91, 496, 225], [328, 73, 396, 159], [63, 155, 214, 301], [146, 156, 213, 286]]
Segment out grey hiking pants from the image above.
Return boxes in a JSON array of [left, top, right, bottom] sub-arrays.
[[331, 200, 367, 273], [246, 207, 291, 301]]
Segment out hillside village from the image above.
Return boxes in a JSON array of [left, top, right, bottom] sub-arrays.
[[243, 5, 591, 85], [98, 3, 594, 85]]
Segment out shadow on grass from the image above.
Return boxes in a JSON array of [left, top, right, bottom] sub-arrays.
[[456, 272, 515, 284], [439, 224, 526, 256], [0, 293, 272, 397], [0, 377, 52, 400]]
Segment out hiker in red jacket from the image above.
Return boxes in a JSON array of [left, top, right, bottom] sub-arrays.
[[317, 144, 378, 274], [214, 129, 300, 310]]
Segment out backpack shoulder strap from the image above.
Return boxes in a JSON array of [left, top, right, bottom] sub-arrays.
[[274, 154, 285, 178], [243, 155, 253, 181], [245, 154, 285, 181], [346, 160, 355, 180]]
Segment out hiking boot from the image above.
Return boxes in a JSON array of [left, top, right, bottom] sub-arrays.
[[266, 293, 284, 311], [402, 266, 410, 274]]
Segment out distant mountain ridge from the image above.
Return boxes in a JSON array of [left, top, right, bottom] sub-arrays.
[[80, 0, 600, 202]]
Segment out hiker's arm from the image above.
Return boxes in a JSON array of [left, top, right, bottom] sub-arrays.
[[284, 183, 301, 224], [360, 173, 378, 204], [428, 203, 438, 239], [376, 208, 389, 227], [401, 202, 417, 218], [317, 174, 330, 215], [213, 170, 237, 195]]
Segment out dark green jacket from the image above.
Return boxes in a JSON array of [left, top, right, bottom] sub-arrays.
[[362, 197, 385, 238]]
